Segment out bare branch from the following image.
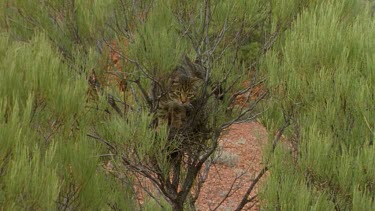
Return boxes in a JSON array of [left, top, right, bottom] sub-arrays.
[[134, 78, 153, 108], [203, 0, 211, 73], [234, 113, 291, 211], [234, 166, 267, 211], [121, 157, 165, 193], [212, 171, 247, 211], [132, 171, 166, 210], [130, 84, 141, 108], [221, 91, 268, 130], [107, 94, 123, 117], [205, 19, 228, 59], [87, 133, 116, 152]]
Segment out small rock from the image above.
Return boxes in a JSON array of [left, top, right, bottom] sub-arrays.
[[236, 138, 246, 145]]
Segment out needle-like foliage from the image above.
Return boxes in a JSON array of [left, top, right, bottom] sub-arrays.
[[262, 0, 375, 210]]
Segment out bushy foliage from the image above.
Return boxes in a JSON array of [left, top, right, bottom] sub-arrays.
[[1, 0, 268, 209], [130, 2, 189, 75], [262, 0, 375, 209], [3, 0, 373, 210], [0, 15, 134, 211]]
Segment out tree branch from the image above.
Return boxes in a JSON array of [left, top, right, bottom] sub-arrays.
[[234, 113, 291, 211]]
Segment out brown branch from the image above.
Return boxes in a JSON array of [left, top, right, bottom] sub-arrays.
[[87, 133, 116, 152], [205, 19, 228, 59], [189, 166, 209, 206], [212, 170, 247, 211], [189, 135, 226, 207], [227, 78, 266, 108], [221, 91, 268, 130], [234, 113, 291, 211], [197, 131, 220, 168], [234, 166, 268, 211], [130, 84, 141, 108], [101, 37, 160, 86], [121, 157, 166, 194], [203, 0, 211, 75], [132, 171, 166, 210], [107, 94, 123, 117], [134, 78, 152, 108]]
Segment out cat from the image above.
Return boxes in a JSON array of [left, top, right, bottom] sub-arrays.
[[156, 56, 205, 129], [154, 56, 215, 168], [167, 69, 204, 106], [178, 55, 224, 101], [155, 55, 224, 132]]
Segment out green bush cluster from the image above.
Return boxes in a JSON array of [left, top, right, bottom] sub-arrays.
[[1, 0, 374, 210], [262, 0, 375, 209], [0, 16, 134, 211]]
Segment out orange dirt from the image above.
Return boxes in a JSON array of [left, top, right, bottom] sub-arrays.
[[104, 40, 269, 210], [196, 122, 268, 211], [234, 81, 266, 108], [132, 122, 268, 211]]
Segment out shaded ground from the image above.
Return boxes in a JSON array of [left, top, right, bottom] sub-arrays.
[[196, 122, 268, 211], [132, 121, 268, 210], [106, 40, 270, 210]]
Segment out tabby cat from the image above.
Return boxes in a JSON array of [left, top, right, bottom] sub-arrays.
[[156, 56, 205, 129]]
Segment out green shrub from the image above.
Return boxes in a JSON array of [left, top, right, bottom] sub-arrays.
[[262, 0, 375, 209]]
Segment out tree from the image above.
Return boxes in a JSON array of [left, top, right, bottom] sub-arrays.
[[1, 0, 270, 210], [93, 1, 270, 210]]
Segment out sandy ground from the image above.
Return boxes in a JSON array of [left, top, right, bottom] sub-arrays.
[[131, 121, 268, 211], [196, 122, 268, 211]]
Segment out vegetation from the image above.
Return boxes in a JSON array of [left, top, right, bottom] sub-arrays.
[[0, 0, 374, 210], [262, 0, 375, 210]]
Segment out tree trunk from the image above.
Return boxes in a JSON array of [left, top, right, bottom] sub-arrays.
[[172, 202, 184, 211]]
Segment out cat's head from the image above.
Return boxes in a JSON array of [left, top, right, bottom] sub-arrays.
[[168, 75, 203, 106]]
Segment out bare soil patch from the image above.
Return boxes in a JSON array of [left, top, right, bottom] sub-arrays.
[[132, 121, 268, 210], [196, 122, 268, 211]]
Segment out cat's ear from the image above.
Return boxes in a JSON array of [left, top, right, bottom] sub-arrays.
[[191, 77, 204, 86], [194, 57, 203, 65], [169, 74, 180, 85]]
